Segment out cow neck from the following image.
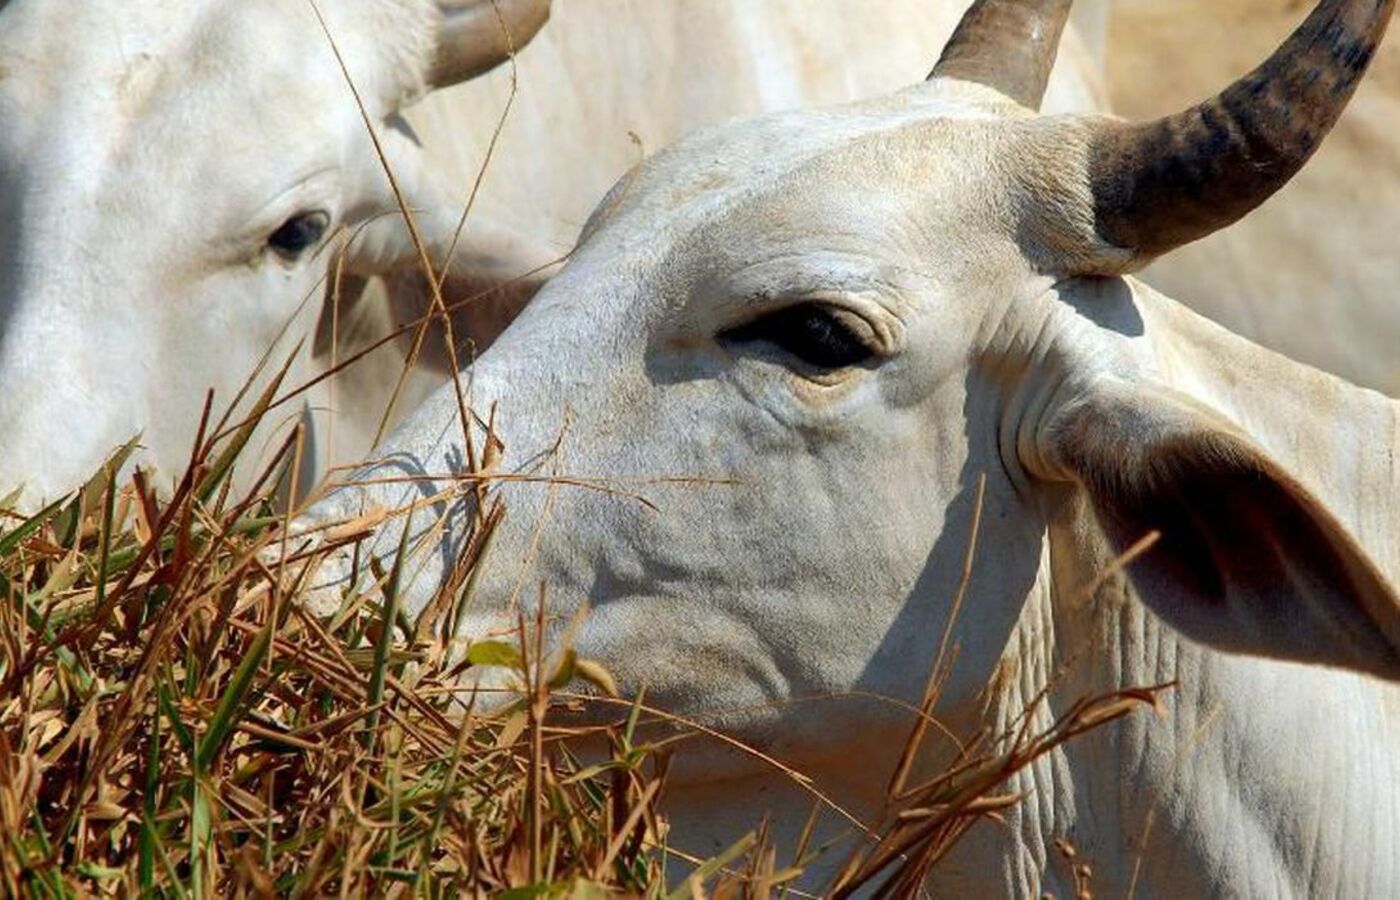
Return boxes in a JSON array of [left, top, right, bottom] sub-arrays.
[[975, 278, 1400, 897]]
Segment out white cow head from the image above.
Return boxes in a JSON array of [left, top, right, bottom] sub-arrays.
[[0, 0, 549, 505], [309, 0, 1400, 775]]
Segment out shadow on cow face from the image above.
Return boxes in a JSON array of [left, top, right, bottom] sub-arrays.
[[0, 0, 547, 506]]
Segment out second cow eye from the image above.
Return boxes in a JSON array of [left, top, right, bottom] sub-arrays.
[[267, 211, 330, 260], [720, 304, 875, 370]]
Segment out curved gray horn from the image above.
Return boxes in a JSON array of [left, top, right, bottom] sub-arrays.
[[430, 0, 551, 89], [930, 0, 1074, 109], [1088, 0, 1395, 263]]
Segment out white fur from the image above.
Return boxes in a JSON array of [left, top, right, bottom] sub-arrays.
[[0, 0, 441, 503]]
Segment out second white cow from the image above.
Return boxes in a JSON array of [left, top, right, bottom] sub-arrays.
[[0, 0, 551, 504]]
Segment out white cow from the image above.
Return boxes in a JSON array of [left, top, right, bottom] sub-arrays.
[[0, 0, 1109, 509], [0, 0, 551, 506], [302, 0, 1400, 894]]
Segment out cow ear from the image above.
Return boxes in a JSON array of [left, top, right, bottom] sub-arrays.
[[340, 190, 558, 289], [1037, 379, 1400, 681], [340, 121, 560, 285], [430, 0, 550, 89]]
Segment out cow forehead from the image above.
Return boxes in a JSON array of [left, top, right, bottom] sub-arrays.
[[612, 86, 1007, 213], [0, 0, 438, 263], [0, 0, 435, 153], [574, 84, 1034, 300]]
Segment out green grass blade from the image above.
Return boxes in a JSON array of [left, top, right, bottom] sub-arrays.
[[157, 677, 196, 761], [48, 436, 136, 550], [195, 614, 273, 773], [79, 435, 142, 519], [0, 495, 68, 559], [190, 778, 211, 900], [664, 831, 758, 900], [93, 462, 121, 616], [0, 484, 25, 513], [195, 343, 301, 503], [139, 701, 162, 890], [143, 812, 189, 899], [364, 509, 414, 751], [466, 640, 523, 670]]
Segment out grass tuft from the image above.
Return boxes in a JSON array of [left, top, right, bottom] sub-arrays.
[[0, 392, 1167, 897], [0, 413, 673, 897]]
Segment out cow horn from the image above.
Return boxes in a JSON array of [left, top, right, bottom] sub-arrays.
[[930, 0, 1074, 109], [1087, 0, 1395, 263], [429, 0, 551, 89]]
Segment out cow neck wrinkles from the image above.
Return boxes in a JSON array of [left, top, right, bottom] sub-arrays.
[[1021, 516, 1400, 897], [981, 278, 1400, 897]]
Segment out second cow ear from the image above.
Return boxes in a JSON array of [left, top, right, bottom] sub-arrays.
[[430, 0, 551, 88], [339, 120, 560, 282], [1033, 378, 1400, 682]]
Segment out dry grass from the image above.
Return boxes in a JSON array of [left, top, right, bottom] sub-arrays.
[[0, 378, 670, 897], [0, 367, 1168, 897]]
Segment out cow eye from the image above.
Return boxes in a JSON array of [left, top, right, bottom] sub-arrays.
[[267, 211, 329, 259], [720, 303, 875, 370]]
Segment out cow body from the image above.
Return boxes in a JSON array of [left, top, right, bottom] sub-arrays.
[[300, 1, 1400, 893], [406, 0, 1110, 257]]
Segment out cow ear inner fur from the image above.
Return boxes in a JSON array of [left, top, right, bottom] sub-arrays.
[[1035, 380, 1400, 681]]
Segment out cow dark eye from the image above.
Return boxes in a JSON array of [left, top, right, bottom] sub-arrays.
[[720, 304, 875, 370], [268, 211, 329, 259]]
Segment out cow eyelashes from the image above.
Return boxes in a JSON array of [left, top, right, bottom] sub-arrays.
[[720, 303, 876, 371], [267, 211, 330, 260]]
